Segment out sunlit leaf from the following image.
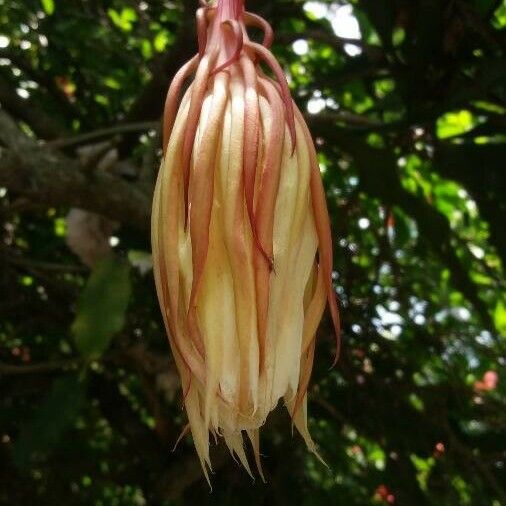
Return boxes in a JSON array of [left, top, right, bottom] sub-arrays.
[[154, 31, 172, 52], [436, 110, 476, 139], [494, 299, 506, 335], [41, 0, 55, 15], [492, 3, 506, 28], [108, 8, 138, 32]]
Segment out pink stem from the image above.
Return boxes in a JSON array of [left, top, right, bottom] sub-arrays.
[[217, 0, 245, 21], [210, 20, 244, 75]]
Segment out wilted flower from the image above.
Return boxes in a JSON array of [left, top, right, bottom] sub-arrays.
[[151, 0, 340, 480]]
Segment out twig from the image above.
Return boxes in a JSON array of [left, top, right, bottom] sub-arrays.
[[5, 253, 87, 274], [312, 397, 347, 424], [0, 359, 80, 376], [45, 121, 158, 149], [447, 427, 506, 504], [0, 110, 151, 232]]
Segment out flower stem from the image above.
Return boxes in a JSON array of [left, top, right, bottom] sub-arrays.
[[217, 0, 244, 20]]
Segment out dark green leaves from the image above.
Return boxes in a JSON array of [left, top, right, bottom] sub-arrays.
[[72, 257, 131, 359], [12, 375, 86, 469]]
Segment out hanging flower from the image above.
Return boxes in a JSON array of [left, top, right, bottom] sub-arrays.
[[151, 0, 340, 480]]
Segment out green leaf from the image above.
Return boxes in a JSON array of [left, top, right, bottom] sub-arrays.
[[12, 375, 85, 469], [104, 77, 121, 90], [108, 8, 138, 32], [493, 2, 506, 28], [436, 110, 476, 139], [141, 39, 153, 59], [72, 257, 131, 359], [41, 0, 55, 15], [494, 299, 506, 335], [411, 454, 435, 491], [153, 31, 171, 52]]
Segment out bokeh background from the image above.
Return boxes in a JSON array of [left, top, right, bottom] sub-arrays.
[[1, 0, 505, 504]]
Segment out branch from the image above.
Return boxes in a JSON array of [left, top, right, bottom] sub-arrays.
[[277, 29, 365, 50], [156, 446, 228, 501], [0, 359, 80, 376], [447, 425, 506, 504], [5, 255, 87, 274], [46, 121, 158, 150], [0, 110, 151, 231], [305, 111, 403, 131]]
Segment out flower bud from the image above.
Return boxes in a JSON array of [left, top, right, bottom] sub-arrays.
[[152, 0, 340, 480]]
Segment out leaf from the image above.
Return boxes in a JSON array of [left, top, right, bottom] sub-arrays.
[[12, 375, 86, 469], [492, 2, 506, 29], [72, 256, 131, 359], [108, 8, 138, 32], [436, 110, 477, 139], [41, 0, 55, 15], [392, 208, 415, 248], [154, 31, 172, 52], [494, 299, 506, 335]]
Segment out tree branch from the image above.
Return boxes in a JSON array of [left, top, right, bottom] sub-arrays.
[[0, 360, 80, 376], [0, 110, 151, 231], [46, 121, 158, 150]]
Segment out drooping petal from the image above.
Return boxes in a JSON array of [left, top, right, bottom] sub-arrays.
[[221, 69, 259, 414], [182, 48, 219, 219], [244, 11, 274, 49], [294, 105, 341, 363], [246, 41, 296, 150], [162, 56, 198, 154], [254, 78, 285, 375]]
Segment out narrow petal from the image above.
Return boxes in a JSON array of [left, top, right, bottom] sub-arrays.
[[245, 41, 296, 152], [254, 78, 285, 374], [246, 429, 266, 482], [162, 55, 198, 154], [188, 72, 229, 310], [244, 11, 274, 48], [196, 8, 208, 57], [240, 56, 272, 268], [182, 48, 219, 220], [294, 106, 341, 363]]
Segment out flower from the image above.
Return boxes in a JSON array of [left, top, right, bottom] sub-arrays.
[[474, 370, 499, 392], [151, 0, 340, 480]]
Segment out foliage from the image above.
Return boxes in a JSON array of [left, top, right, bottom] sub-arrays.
[[0, 0, 505, 505]]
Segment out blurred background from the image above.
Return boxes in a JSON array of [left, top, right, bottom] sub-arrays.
[[0, 0, 505, 504]]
